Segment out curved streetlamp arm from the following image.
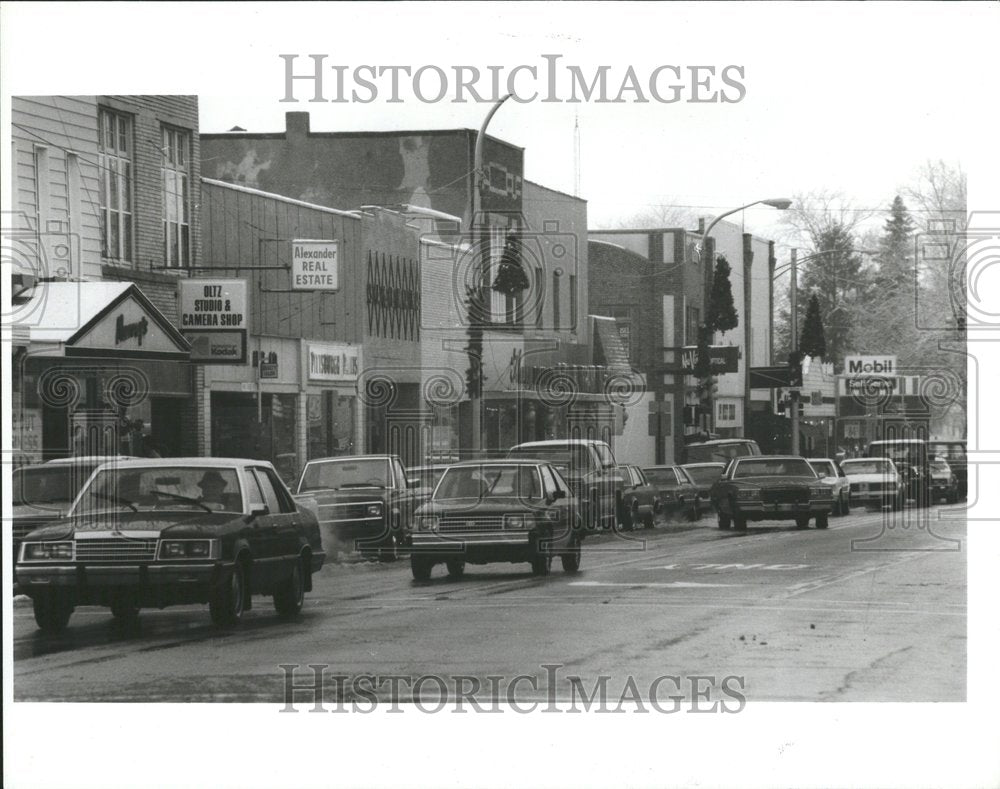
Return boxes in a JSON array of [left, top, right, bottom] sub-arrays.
[[473, 94, 512, 211]]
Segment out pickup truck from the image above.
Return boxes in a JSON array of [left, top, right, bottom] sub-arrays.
[[507, 439, 624, 531]]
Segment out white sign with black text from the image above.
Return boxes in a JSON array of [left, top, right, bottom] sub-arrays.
[[292, 239, 339, 291]]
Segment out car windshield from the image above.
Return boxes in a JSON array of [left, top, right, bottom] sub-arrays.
[[808, 461, 837, 478], [13, 465, 95, 507], [928, 443, 965, 462], [73, 466, 243, 514], [644, 468, 680, 486], [869, 443, 926, 466], [435, 464, 542, 501], [299, 458, 390, 491], [733, 459, 816, 479], [683, 465, 724, 485], [408, 467, 448, 490], [686, 441, 758, 463], [508, 446, 594, 476], [841, 460, 893, 475], [930, 459, 951, 474]]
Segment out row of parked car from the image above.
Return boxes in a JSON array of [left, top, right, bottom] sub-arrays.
[[10, 436, 964, 634]]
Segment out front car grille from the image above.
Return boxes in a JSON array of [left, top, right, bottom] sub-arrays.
[[854, 482, 887, 493], [761, 487, 809, 505], [74, 538, 158, 562], [437, 516, 505, 533]]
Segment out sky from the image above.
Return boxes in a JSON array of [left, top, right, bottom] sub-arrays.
[[2, 2, 992, 259]]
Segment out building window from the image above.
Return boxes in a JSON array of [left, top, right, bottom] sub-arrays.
[[717, 402, 737, 423], [162, 126, 191, 268], [685, 305, 701, 346], [569, 274, 577, 332], [98, 108, 133, 263], [552, 270, 561, 330]]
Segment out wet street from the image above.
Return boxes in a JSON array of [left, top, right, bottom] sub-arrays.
[[12, 505, 966, 704]]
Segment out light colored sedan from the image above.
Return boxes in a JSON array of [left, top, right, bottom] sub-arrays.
[[807, 458, 852, 516], [839, 458, 905, 511]]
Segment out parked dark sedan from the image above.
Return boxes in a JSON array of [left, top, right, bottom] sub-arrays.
[[681, 462, 727, 504], [618, 464, 662, 529], [11, 456, 134, 592], [295, 454, 426, 560], [15, 458, 325, 633], [709, 456, 835, 530], [410, 460, 582, 580], [642, 465, 702, 521]]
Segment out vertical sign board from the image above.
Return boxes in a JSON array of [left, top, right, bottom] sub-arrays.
[[292, 240, 339, 291], [179, 279, 248, 364]]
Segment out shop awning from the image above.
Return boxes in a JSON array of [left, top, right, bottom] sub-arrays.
[[24, 282, 191, 360]]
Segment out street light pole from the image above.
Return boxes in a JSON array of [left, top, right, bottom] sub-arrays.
[[469, 94, 511, 456], [700, 197, 792, 436], [790, 247, 800, 455]]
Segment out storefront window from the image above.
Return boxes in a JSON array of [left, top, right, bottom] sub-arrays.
[[307, 391, 356, 460], [212, 392, 299, 485]]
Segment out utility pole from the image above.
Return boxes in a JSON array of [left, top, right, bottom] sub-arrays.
[[790, 247, 800, 455], [469, 94, 511, 456]]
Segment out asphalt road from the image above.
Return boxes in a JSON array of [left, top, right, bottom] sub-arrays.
[[12, 504, 966, 704]]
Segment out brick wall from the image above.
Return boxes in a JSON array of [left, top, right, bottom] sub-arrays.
[[99, 95, 201, 271]]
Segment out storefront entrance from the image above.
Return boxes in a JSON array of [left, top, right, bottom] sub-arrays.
[[211, 391, 299, 484]]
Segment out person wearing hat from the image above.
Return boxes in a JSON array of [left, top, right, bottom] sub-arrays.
[[197, 470, 230, 511]]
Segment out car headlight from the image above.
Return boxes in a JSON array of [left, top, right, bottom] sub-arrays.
[[366, 503, 383, 517], [504, 514, 535, 530], [21, 541, 74, 561], [158, 539, 217, 560], [735, 489, 760, 501], [416, 516, 439, 532]]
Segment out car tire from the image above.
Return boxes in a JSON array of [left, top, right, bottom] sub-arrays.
[[445, 558, 466, 580], [411, 554, 434, 581], [210, 562, 246, 627], [816, 513, 830, 529], [947, 489, 959, 505], [734, 517, 748, 531], [377, 534, 398, 563], [718, 512, 731, 530], [840, 493, 850, 516], [110, 596, 141, 624], [531, 548, 552, 576], [561, 537, 582, 574], [273, 558, 306, 618], [795, 516, 810, 529], [643, 511, 655, 529], [33, 591, 74, 634]]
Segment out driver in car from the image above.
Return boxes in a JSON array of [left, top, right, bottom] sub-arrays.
[[197, 470, 230, 511]]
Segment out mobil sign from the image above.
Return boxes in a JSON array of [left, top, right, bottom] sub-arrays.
[[844, 355, 897, 377]]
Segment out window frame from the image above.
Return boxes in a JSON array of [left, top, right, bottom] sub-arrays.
[[161, 124, 192, 268], [97, 107, 134, 263]]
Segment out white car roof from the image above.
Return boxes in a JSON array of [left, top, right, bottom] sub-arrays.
[[512, 439, 607, 447], [91, 457, 272, 471]]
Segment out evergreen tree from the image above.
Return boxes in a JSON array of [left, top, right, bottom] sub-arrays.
[[876, 195, 916, 294], [799, 223, 866, 366], [707, 254, 739, 333], [798, 294, 827, 359], [491, 234, 530, 295]]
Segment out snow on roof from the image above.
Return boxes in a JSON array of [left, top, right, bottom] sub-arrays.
[[26, 281, 131, 343]]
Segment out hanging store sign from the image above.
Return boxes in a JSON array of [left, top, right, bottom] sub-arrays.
[[292, 240, 339, 291], [679, 345, 739, 374], [178, 279, 248, 364], [307, 342, 360, 382]]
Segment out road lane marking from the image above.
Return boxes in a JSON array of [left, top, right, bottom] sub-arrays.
[[641, 563, 813, 571], [569, 581, 740, 588]]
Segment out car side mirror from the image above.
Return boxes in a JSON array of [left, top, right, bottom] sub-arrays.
[[247, 506, 268, 520], [550, 489, 566, 501]]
